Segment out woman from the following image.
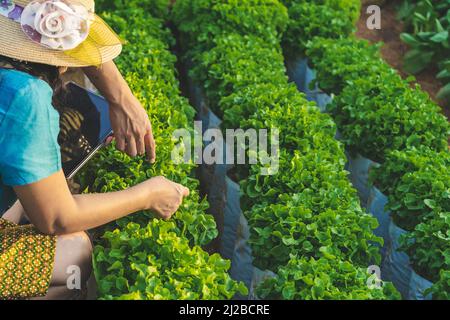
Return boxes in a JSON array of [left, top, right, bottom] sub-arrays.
[[0, 0, 189, 299]]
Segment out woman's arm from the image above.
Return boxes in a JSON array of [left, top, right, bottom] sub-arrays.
[[13, 171, 189, 235], [82, 61, 156, 163]]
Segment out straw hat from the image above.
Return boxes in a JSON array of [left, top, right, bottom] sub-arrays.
[[0, 0, 122, 67]]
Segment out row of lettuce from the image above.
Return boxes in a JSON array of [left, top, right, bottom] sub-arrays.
[[77, 0, 247, 300], [286, 0, 449, 299], [172, 0, 400, 299]]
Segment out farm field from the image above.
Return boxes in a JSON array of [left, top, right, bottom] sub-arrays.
[[76, 0, 449, 301]]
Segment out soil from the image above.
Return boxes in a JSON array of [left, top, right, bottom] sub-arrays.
[[356, 1, 450, 120]]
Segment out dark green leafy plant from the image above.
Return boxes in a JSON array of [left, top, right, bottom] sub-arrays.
[[246, 192, 382, 271], [222, 83, 337, 141], [240, 149, 347, 210], [398, 0, 450, 101], [281, 0, 361, 57], [189, 33, 287, 110], [97, 0, 171, 20], [370, 147, 450, 196], [221, 83, 311, 128], [328, 72, 450, 163], [256, 256, 401, 300], [425, 270, 450, 300], [220, 82, 346, 182], [306, 37, 392, 95], [369, 147, 450, 300], [94, 221, 248, 300], [387, 162, 450, 231], [172, 0, 288, 54], [369, 147, 450, 231], [399, 211, 450, 284], [282, 0, 361, 23]]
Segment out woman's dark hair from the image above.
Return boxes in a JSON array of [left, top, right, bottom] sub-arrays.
[[0, 55, 64, 108]]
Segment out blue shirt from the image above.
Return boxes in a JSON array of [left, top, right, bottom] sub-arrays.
[[0, 69, 61, 214]]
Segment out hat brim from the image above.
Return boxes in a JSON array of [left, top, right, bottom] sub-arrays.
[[0, 15, 122, 67]]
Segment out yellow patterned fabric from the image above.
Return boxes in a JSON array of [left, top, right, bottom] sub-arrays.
[[0, 218, 56, 299]]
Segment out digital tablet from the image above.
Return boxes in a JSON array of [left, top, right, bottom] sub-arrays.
[[57, 82, 113, 179]]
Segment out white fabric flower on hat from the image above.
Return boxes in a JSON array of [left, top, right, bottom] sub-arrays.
[[20, 0, 92, 50]]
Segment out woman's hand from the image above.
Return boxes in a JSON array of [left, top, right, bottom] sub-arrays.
[[137, 176, 190, 220], [83, 61, 156, 163], [109, 95, 155, 162]]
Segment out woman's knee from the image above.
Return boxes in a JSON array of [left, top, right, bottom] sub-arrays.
[[52, 231, 93, 285]]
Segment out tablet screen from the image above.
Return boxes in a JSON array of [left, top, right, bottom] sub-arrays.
[[57, 82, 112, 178]]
